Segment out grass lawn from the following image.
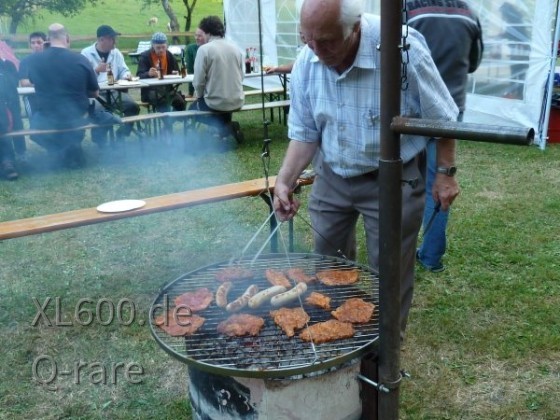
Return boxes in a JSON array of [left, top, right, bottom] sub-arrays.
[[2, 1, 560, 418]]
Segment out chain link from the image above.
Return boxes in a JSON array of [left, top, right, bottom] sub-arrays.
[[400, 0, 410, 91]]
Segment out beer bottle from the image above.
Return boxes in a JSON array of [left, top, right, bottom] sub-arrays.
[[157, 60, 164, 80], [245, 48, 252, 74], [106, 62, 115, 85]]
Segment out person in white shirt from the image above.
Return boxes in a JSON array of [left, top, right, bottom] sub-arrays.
[[81, 25, 140, 143]]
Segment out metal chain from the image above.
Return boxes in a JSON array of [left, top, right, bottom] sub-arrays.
[[400, 0, 410, 91]]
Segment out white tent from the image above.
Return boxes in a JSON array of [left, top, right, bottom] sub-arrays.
[[224, 0, 559, 148]]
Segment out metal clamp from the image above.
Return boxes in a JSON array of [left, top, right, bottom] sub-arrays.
[[357, 370, 410, 393], [401, 177, 418, 188]]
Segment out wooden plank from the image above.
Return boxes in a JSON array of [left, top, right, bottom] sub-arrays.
[[0, 176, 313, 241], [2, 101, 291, 138]]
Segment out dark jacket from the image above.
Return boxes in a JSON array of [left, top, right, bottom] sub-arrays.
[[0, 59, 23, 134], [137, 49, 180, 103]]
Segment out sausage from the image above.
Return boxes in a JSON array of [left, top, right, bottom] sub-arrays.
[[226, 284, 259, 312], [216, 281, 233, 308], [270, 282, 308, 307], [248, 285, 287, 309]]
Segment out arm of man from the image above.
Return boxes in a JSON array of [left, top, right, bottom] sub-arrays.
[[137, 52, 153, 78], [433, 138, 460, 211], [273, 140, 318, 221]]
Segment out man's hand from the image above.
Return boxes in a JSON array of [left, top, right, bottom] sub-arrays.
[[273, 183, 300, 222], [148, 67, 159, 78], [432, 174, 460, 211], [96, 62, 108, 74]]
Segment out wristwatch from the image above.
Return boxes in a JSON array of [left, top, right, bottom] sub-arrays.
[[436, 166, 457, 176]]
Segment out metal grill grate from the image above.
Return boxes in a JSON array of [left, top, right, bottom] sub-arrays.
[[150, 253, 379, 378]]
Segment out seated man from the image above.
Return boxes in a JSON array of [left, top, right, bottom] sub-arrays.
[[137, 32, 186, 114], [0, 57, 23, 180], [28, 23, 99, 168], [190, 16, 244, 142], [81, 25, 140, 145], [16, 31, 47, 160], [185, 28, 206, 97]]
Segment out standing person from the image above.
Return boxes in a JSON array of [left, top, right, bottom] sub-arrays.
[[0, 57, 23, 180], [137, 32, 186, 113], [408, 0, 483, 273], [273, 0, 460, 334], [81, 25, 140, 145], [28, 23, 99, 168], [16, 31, 47, 160], [189, 16, 244, 142], [185, 28, 206, 97]]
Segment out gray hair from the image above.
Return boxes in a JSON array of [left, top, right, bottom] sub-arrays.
[[340, 0, 364, 39]]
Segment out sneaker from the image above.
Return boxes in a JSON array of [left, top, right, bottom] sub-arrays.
[[231, 121, 244, 144], [415, 250, 445, 273], [1, 160, 18, 180]]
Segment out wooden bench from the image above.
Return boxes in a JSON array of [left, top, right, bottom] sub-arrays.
[[0, 100, 291, 140], [128, 41, 151, 63], [0, 176, 314, 248]]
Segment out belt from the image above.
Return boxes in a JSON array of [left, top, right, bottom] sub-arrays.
[[356, 156, 418, 179]]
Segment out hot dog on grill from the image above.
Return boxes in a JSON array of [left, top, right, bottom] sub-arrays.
[[226, 284, 259, 312], [216, 281, 233, 308], [248, 285, 287, 309], [270, 282, 308, 307]]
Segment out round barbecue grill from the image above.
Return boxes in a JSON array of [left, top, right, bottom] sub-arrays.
[[150, 253, 379, 379]]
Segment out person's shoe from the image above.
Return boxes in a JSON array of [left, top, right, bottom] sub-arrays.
[[416, 250, 445, 273], [231, 121, 244, 144], [1, 160, 18, 180]]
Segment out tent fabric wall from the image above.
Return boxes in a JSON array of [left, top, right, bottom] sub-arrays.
[[224, 0, 559, 147]]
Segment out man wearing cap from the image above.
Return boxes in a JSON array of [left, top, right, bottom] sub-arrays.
[[137, 32, 186, 114], [81, 25, 140, 145]]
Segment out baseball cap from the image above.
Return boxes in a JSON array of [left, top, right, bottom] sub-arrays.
[[97, 25, 121, 38], [151, 32, 168, 44]]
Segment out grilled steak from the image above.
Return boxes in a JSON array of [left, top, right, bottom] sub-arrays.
[[299, 320, 355, 344], [174, 287, 213, 312], [331, 298, 375, 323], [285, 267, 316, 284], [316, 268, 359, 286], [305, 291, 332, 311], [215, 266, 254, 283], [265, 268, 292, 288], [217, 314, 265, 337], [155, 309, 205, 337], [270, 307, 310, 338]]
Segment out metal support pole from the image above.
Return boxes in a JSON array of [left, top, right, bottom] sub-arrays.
[[378, 0, 403, 418]]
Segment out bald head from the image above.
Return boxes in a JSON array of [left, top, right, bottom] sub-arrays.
[[48, 23, 70, 48], [301, 0, 363, 39], [300, 0, 362, 72]]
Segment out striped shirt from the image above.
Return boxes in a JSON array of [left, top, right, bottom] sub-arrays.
[[288, 14, 458, 178]]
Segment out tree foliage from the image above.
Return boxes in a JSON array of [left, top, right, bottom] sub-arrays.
[[0, 0, 98, 33]]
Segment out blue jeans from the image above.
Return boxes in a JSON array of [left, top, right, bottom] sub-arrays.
[[417, 139, 449, 269]]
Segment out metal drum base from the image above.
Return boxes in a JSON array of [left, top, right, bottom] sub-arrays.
[[188, 361, 362, 420]]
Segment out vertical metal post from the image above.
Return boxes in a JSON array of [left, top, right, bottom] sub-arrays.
[[378, 0, 404, 418]]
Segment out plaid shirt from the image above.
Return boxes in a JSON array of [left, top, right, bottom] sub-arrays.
[[288, 14, 458, 178]]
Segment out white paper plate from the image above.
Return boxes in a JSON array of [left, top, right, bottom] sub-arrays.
[[96, 199, 146, 213], [116, 80, 142, 86], [163, 74, 181, 79]]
